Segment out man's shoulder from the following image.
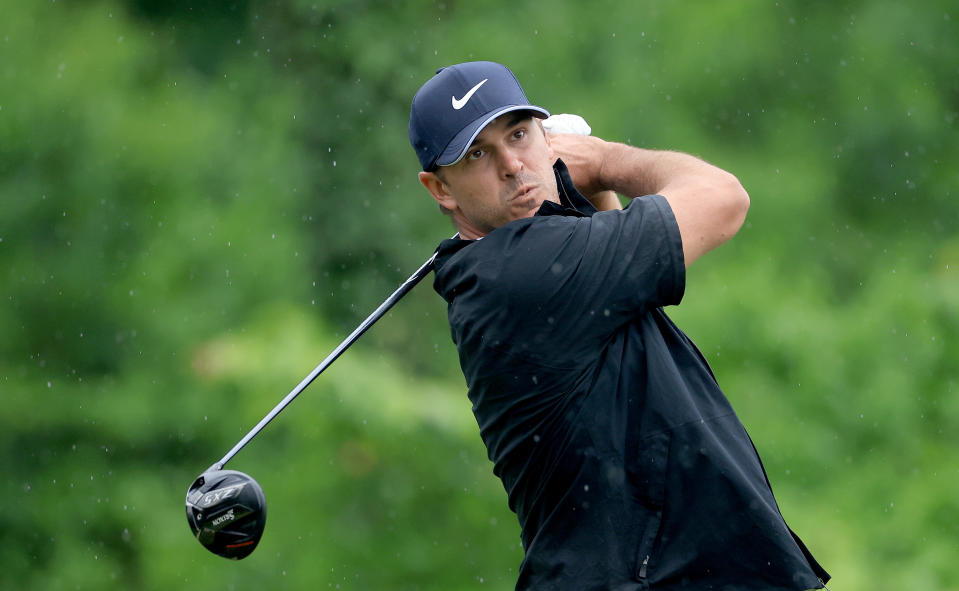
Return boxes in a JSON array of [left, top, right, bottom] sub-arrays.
[[433, 217, 583, 303]]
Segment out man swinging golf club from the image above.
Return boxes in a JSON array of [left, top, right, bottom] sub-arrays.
[[411, 61, 830, 590]]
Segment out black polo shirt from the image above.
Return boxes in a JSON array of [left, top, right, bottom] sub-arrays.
[[432, 161, 829, 590]]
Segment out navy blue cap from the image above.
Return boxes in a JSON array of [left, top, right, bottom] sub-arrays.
[[409, 61, 550, 171]]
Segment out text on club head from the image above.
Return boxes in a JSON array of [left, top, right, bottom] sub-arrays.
[[198, 482, 246, 508], [210, 508, 236, 527]]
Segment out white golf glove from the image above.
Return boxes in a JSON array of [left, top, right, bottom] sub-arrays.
[[542, 113, 592, 136]]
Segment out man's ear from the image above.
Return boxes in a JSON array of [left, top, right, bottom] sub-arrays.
[[418, 171, 458, 211]]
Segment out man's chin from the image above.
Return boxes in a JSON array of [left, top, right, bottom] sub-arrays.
[[512, 198, 542, 217]]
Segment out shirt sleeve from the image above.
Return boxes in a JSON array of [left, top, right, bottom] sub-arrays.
[[493, 194, 685, 367]]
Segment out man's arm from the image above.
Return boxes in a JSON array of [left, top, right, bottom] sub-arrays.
[[549, 134, 750, 267], [587, 189, 623, 211]]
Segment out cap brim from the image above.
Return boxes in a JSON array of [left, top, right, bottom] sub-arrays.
[[435, 105, 551, 168]]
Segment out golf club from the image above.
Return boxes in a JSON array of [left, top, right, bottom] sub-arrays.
[[186, 243, 448, 559]]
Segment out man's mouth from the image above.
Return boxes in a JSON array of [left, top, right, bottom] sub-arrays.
[[511, 184, 537, 202]]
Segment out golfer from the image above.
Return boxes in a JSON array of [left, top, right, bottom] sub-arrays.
[[410, 61, 830, 591]]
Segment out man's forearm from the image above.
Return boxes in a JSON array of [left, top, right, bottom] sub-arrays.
[[596, 143, 714, 198]]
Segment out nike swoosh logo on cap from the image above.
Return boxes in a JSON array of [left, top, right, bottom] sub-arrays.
[[451, 79, 488, 110]]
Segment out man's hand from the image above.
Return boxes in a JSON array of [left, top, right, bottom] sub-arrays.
[[547, 131, 622, 211], [548, 132, 611, 197]]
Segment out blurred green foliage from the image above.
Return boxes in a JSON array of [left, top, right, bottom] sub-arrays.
[[1, 0, 957, 589]]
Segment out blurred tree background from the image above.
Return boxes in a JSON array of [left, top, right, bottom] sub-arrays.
[[1, 0, 957, 589]]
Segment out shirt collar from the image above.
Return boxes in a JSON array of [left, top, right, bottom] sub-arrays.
[[536, 158, 598, 218]]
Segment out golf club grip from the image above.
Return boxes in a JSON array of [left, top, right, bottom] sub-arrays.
[[211, 239, 454, 471]]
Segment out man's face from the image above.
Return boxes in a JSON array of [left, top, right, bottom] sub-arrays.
[[419, 112, 559, 238]]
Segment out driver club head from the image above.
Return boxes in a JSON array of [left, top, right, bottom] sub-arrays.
[[185, 469, 267, 560]]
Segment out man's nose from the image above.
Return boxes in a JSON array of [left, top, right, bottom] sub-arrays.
[[497, 146, 524, 177]]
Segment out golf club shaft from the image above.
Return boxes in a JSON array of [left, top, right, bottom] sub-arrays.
[[209, 244, 448, 471]]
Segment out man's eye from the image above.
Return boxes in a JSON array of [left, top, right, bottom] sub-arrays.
[[513, 129, 526, 140], [468, 149, 485, 160]]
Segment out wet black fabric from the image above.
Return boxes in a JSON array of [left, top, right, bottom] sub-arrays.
[[432, 161, 829, 590]]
